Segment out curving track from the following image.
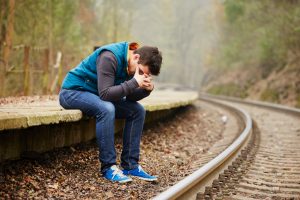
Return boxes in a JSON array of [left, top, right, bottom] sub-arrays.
[[153, 94, 300, 200], [210, 96, 300, 199]]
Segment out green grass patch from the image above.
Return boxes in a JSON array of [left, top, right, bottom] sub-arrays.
[[260, 88, 279, 103], [296, 95, 300, 108], [207, 83, 248, 98]]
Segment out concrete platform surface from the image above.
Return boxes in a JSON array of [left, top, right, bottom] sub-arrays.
[[0, 90, 198, 131]]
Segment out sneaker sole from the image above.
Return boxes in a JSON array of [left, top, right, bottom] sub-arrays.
[[105, 177, 133, 183], [118, 178, 133, 183], [130, 175, 158, 181]]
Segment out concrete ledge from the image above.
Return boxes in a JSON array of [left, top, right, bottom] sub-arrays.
[[0, 90, 198, 131], [0, 90, 198, 162]]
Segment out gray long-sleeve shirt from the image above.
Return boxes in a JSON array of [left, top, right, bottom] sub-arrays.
[[97, 50, 151, 102]]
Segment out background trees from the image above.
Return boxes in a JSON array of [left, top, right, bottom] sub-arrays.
[[214, 0, 300, 74], [207, 0, 300, 107], [1, 0, 299, 107], [0, 0, 221, 96]]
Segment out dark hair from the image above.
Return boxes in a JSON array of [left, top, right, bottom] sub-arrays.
[[134, 46, 162, 75]]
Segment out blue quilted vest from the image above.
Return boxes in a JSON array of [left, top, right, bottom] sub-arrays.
[[61, 42, 130, 95]]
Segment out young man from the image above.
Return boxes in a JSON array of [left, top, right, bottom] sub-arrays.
[[59, 42, 162, 183]]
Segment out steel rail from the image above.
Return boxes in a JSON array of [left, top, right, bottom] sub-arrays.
[[202, 93, 300, 114], [153, 95, 253, 200]]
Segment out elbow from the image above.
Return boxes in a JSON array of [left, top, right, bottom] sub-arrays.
[[100, 96, 110, 101], [99, 90, 111, 101]]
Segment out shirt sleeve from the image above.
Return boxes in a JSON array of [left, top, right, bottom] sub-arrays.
[[126, 88, 152, 101], [97, 51, 139, 101]]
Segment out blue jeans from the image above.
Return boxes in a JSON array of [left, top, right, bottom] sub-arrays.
[[59, 89, 145, 174]]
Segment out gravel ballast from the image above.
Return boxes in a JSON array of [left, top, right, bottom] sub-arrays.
[[0, 102, 225, 199]]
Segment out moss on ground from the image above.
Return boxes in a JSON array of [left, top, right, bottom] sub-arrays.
[[296, 95, 300, 108], [207, 83, 248, 98], [260, 88, 279, 103]]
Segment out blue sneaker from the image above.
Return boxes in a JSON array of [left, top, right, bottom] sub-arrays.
[[122, 165, 158, 181], [104, 165, 132, 183]]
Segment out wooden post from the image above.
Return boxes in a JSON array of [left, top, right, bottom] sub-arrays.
[[23, 46, 30, 95], [0, 60, 5, 97], [43, 49, 49, 94], [57, 54, 63, 92], [50, 51, 62, 94]]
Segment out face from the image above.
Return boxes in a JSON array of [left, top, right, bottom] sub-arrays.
[[138, 64, 150, 75], [129, 54, 151, 76]]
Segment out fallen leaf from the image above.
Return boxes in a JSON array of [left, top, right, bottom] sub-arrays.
[[105, 191, 114, 198], [48, 183, 59, 189]]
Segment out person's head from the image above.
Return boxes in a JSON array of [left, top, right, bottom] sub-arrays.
[[128, 42, 162, 76]]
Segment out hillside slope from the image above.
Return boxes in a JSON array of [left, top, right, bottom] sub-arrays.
[[204, 59, 300, 108]]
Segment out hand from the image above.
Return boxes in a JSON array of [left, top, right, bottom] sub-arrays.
[[134, 65, 151, 88], [143, 81, 154, 91], [141, 74, 154, 91]]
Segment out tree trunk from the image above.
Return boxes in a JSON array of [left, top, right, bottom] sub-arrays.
[[0, 0, 14, 97], [0, 0, 6, 97], [43, 49, 49, 94], [3, 0, 15, 68], [48, 0, 54, 93], [23, 46, 30, 95], [0, 0, 8, 55]]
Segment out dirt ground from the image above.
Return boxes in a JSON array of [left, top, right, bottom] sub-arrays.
[[0, 103, 225, 199]]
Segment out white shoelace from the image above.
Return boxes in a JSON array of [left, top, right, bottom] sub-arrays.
[[111, 165, 126, 179], [138, 165, 143, 172]]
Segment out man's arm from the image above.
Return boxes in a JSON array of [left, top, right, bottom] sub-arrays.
[[97, 51, 139, 101], [126, 88, 152, 101]]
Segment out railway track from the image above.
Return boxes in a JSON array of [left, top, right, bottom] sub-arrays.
[[153, 94, 300, 200]]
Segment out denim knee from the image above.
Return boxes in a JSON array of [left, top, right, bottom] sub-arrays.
[[96, 102, 115, 120], [134, 103, 146, 118], [58, 89, 71, 109]]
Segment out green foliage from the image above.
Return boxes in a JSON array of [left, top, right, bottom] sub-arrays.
[[224, 0, 244, 24], [258, 30, 286, 78], [207, 83, 248, 98], [216, 0, 300, 76], [260, 88, 279, 103], [296, 95, 300, 108], [0, 0, 141, 96], [13, 0, 78, 47]]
